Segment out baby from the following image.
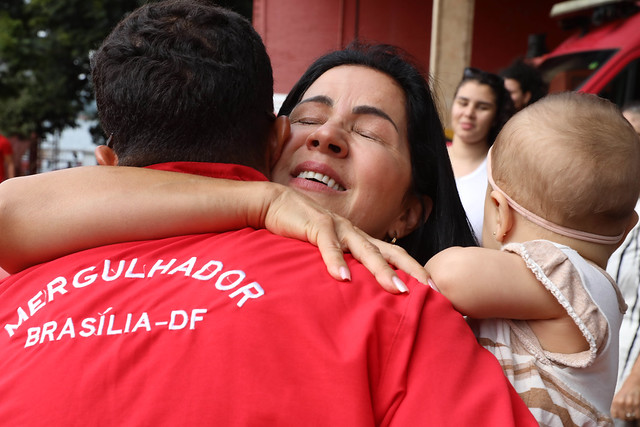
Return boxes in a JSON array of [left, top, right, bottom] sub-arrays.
[[426, 92, 640, 426]]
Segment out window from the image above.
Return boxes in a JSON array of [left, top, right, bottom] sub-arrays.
[[598, 56, 640, 107], [538, 50, 616, 92]]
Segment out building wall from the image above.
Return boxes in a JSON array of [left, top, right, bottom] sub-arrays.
[[254, 0, 568, 96], [254, 0, 431, 95], [472, 1, 566, 73]]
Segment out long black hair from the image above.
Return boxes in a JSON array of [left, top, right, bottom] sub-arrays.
[[279, 42, 476, 264]]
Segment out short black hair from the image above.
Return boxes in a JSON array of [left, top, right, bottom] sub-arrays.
[[91, 0, 274, 170], [279, 42, 477, 263], [500, 58, 548, 106]]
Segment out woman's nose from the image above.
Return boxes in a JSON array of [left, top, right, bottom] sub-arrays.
[[306, 124, 348, 157], [463, 105, 476, 118]]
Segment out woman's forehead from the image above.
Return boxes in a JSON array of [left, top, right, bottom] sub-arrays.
[[456, 80, 496, 105], [302, 65, 407, 125]]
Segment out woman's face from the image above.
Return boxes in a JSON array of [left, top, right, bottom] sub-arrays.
[[451, 80, 497, 145], [271, 65, 420, 240]]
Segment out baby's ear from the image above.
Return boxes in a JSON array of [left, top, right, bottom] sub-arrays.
[[491, 190, 514, 243], [95, 145, 119, 166]]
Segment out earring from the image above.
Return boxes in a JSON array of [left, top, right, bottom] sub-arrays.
[[389, 231, 398, 245]]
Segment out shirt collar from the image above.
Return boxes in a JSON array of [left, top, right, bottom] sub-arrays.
[[145, 162, 269, 182]]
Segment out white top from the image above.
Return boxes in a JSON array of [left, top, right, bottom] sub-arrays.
[[455, 157, 487, 244], [472, 240, 625, 426]]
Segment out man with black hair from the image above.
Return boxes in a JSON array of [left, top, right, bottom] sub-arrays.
[[500, 58, 548, 111]]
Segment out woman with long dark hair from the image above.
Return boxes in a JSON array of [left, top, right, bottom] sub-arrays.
[[447, 67, 515, 243]]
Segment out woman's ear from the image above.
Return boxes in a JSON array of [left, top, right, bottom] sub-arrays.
[[269, 115, 290, 170], [95, 145, 119, 166], [390, 195, 432, 239]]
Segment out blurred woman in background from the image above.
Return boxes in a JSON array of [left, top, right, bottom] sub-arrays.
[[447, 67, 515, 243]]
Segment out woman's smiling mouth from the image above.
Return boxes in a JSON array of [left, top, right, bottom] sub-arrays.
[[296, 171, 346, 191]]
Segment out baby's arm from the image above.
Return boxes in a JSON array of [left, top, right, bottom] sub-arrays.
[[0, 166, 424, 292], [425, 246, 564, 320]]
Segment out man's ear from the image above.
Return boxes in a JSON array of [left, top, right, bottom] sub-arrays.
[[389, 195, 432, 239], [522, 91, 532, 107], [491, 190, 513, 243], [268, 115, 290, 170], [95, 145, 119, 166]]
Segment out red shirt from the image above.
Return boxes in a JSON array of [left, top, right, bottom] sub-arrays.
[[0, 134, 13, 181], [0, 162, 536, 426]]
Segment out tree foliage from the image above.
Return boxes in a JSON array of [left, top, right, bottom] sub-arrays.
[[0, 0, 144, 139], [0, 0, 252, 141]]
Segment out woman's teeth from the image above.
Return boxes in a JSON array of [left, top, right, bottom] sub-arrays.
[[297, 171, 345, 191]]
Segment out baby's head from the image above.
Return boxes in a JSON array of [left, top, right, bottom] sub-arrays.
[[489, 92, 640, 243]]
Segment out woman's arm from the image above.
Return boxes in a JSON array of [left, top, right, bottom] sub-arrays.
[[0, 166, 425, 292], [0, 166, 272, 271]]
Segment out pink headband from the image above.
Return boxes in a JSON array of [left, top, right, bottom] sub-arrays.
[[486, 148, 624, 245]]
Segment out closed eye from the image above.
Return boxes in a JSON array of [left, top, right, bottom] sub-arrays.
[[354, 128, 379, 141], [290, 116, 324, 126]]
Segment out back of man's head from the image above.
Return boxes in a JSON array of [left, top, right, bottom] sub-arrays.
[[91, 0, 274, 170]]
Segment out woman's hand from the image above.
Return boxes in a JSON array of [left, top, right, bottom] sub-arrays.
[[261, 187, 428, 293], [611, 372, 640, 421]]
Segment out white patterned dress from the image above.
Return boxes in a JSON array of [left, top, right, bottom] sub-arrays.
[[470, 240, 626, 426]]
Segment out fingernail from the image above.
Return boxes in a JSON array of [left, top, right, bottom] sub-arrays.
[[427, 278, 440, 292], [392, 276, 409, 293], [339, 266, 351, 281]]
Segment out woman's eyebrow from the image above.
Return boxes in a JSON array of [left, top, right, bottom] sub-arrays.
[[296, 96, 399, 132], [456, 96, 494, 109], [298, 95, 333, 107], [353, 105, 399, 132]]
